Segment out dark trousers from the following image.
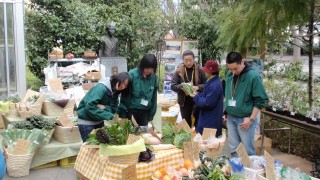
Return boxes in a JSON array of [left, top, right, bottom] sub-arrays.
[[78, 122, 104, 142], [180, 96, 199, 127], [129, 109, 149, 126]]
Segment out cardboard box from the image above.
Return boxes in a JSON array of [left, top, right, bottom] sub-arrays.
[[254, 134, 272, 155], [84, 72, 101, 80]]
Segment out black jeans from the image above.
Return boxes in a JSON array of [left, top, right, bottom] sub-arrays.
[[78, 122, 104, 142], [129, 109, 149, 126], [180, 96, 199, 128]]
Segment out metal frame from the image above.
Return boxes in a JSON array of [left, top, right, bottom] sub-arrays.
[[1, 0, 26, 97], [260, 110, 320, 154]]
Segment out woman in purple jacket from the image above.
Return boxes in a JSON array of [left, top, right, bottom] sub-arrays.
[[191, 60, 224, 137]]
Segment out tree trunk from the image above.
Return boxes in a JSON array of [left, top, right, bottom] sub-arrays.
[[292, 26, 301, 61], [308, 0, 315, 108]]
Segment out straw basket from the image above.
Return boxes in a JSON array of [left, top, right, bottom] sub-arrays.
[[7, 103, 19, 117], [18, 104, 42, 118], [5, 150, 34, 177], [108, 153, 140, 164], [53, 125, 81, 143], [203, 142, 224, 158], [42, 99, 75, 116]]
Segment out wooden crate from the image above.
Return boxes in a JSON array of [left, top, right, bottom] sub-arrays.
[[32, 161, 58, 169], [59, 156, 77, 167]]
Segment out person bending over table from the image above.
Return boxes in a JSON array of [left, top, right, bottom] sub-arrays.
[[118, 54, 158, 126], [76, 72, 130, 142]]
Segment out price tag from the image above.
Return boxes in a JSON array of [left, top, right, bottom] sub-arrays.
[[236, 143, 250, 167], [131, 115, 139, 126], [126, 134, 141, 145], [58, 114, 74, 127], [175, 119, 192, 134], [192, 142, 200, 161], [183, 141, 193, 161], [148, 128, 163, 143], [264, 150, 276, 180], [202, 128, 217, 140], [122, 164, 137, 180], [64, 108, 74, 116], [13, 139, 30, 155], [48, 78, 64, 92]]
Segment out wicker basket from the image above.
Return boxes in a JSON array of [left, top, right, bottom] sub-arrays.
[[53, 125, 81, 143], [42, 99, 75, 116], [203, 142, 224, 158], [7, 103, 19, 117], [108, 152, 140, 164], [5, 150, 34, 177], [18, 104, 42, 118]]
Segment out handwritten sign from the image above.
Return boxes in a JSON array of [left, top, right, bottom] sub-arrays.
[[122, 164, 137, 180], [48, 78, 64, 92], [64, 108, 74, 116], [183, 141, 199, 161], [264, 150, 276, 180], [58, 114, 74, 127], [126, 134, 141, 145], [202, 128, 217, 140], [13, 139, 30, 155], [175, 119, 192, 134], [148, 128, 163, 143], [236, 143, 250, 167], [131, 115, 139, 127]]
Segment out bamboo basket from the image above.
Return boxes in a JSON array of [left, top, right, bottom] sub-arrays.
[[42, 99, 75, 116], [108, 153, 140, 164], [53, 125, 81, 143], [5, 150, 34, 177]]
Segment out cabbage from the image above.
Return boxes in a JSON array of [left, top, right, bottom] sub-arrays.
[[173, 129, 191, 149], [162, 123, 174, 137]]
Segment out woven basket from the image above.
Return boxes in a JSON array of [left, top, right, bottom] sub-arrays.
[[53, 125, 81, 143], [42, 99, 75, 116], [7, 103, 19, 117], [203, 143, 224, 158], [108, 152, 140, 164], [18, 104, 42, 118], [5, 150, 34, 177]]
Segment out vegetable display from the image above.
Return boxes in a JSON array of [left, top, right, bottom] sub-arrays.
[[86, 121, 141, 145], [161, 123, 191, 149], [15, 115, 55, 130], [0, 129, 50, 154]]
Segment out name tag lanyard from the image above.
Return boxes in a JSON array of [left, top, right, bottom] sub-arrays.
[[231, 75, 240, 101], [184, 67, 194, 85]]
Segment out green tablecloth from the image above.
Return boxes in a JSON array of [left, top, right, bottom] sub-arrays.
[[31, 139, 82, 168]]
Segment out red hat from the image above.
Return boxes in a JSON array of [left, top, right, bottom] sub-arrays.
[[201, 60, 219, 73]]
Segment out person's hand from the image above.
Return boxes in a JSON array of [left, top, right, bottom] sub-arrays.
[[223, 115, 227, 123], [189, 92, 197, 97], [97, 104, 105, 110], [240, 117, 253, 130], [193, 86, 199, 91]]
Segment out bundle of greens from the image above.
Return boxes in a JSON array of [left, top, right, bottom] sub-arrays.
[[3, 94, 21, 103], [26, 95, 39, 106], [86, 121, 141, 145], [161, 123, 175, 144], [0, 129, 50, 154], [181, 83, 194, 95], [161, 123, 192, 149], [15, 115, 55, 130], [191, 151, 245, 180]]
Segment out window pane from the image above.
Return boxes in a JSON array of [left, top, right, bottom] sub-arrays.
[[7, 3, 17, 94], [0, 2, 8, 98]]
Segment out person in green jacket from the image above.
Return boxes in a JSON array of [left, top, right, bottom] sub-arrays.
[[77, 72, 130, 141], [224, 52, 268, 156], [118, 54, 158, 126]]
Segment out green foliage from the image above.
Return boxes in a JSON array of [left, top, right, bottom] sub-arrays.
[[26, 67, 44, 91], [176, 0, 223, 62], [216, 0, 311, 52], [26, 0, 168, 79]]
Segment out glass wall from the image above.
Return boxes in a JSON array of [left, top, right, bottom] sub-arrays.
[[0, 0, 26, 98]]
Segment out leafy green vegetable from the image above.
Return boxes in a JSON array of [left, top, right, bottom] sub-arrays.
[[15, 121, 34, 130], [173, 129, 191, 149], [162, 123, 175, 137], [26, 115, 54, 130], [181, 83, 194, 95]]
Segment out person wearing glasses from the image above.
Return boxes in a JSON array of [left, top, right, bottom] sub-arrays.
[[171, 50, 206, 127], [77, 72, 130, 141]]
